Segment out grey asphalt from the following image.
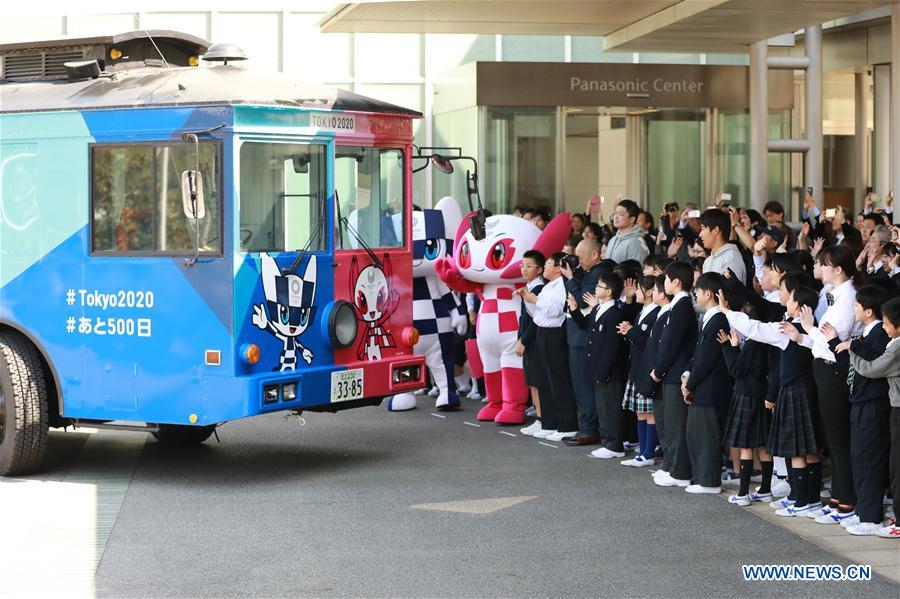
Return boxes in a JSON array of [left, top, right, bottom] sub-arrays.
[[37, 399, 900, 597]]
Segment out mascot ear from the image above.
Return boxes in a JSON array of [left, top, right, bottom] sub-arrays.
[[383, 253, 392, 280], [435, 196, 463, 241], [350, 255, 359, 288], [534, 212, 573, 258], [453, 210, 478, 252]]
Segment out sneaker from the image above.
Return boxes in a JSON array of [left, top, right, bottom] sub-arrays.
[[839, 514, 861, 528], [685, 484, 722, 494], [816, 509, 854, 525], [546, 430, 577, 442], [621, 455, 656, 468], [876, 524, 900, 539], [770, 498, 795, 510], [454, 378, 472, 394], [748, 491, 774, 503], [428, 386, 440, 397], [590, 447, 626, 459], [806, 505, 833, 519], [770, 477, 791, 498], [623, 441, 639, 452], [651, 469, 670, 479], [729, 494, 750, 506], [654, 473, 691, 487], [532, 429, 557, 439], [776, 504, 811, 517], [721, 471, 741, 486], [883, 516, 897, 527], [520, 421, 542, 436], [846, 522, 882, 536], [466, 388, 482, 401]]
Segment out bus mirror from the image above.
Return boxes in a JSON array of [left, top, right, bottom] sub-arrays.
[[181, 170, 206, 220]]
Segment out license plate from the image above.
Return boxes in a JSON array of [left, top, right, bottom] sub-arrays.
[[331, 368, 364, 403]]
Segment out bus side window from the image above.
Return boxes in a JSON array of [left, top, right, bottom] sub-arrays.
[[335, 147, 405, 250], [92, 146, 154, 252]]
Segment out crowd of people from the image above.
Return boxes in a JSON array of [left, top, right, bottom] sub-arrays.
[[452, 193, 900, 540]]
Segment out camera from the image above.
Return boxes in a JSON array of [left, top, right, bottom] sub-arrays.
[[664, 202, 680, 213], [563, 254, 580, 271]]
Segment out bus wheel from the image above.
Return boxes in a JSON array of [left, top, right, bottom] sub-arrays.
[[0, 332, 49, 477], [151, 424, 216, 445]]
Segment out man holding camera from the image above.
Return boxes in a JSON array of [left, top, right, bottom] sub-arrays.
[[560, 238, 605, 446]]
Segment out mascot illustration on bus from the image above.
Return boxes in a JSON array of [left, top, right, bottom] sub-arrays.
[[387, 196, 467, 412], [252, 253, 318, 371], [436, 211, 570, 424], [351, 253, 400, 361]]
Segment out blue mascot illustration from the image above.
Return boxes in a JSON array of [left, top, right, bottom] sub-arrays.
[[252, 253, 317, 371], [387, 196, 466, 411]]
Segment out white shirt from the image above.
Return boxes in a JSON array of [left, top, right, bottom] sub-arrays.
[[752, 253, 766, 284], [523, 277, 542, 318], [637, 303, 656, 325], [594, 299, 616, 322], [764, 289, 781, 303], [725, 310, 793, 351], [701, 306, 722, 331], [814, 283, 834, 321], [863, 319, 882, 337], [802, 279, 859, 362], [533, 276, 566, 328]]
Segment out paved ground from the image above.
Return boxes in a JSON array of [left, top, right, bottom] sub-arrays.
[[2, 396, 898, 598]]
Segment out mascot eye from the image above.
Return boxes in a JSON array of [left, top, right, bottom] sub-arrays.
[[299, 308, 309, 326], [487, 238, 514, 270], [424, 238, 440, 260], [458, 240, 471, 269], [376, 287, 386, 312], [356, 290, 368, 313], [279, 305, 290, 325]]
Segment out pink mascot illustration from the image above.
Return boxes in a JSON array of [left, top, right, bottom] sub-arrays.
[[436, 211, 571, 424]]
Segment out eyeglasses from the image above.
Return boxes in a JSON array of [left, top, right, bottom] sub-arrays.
[[596, 285, 610, 291], [521, 263, 540, 269]]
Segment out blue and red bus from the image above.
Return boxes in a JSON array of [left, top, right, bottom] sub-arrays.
[[0, 30, 425, 475]]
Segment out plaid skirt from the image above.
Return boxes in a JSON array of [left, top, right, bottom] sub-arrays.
[[723, 392, 768, 449], [523, 344, 546, 388], [767, 381, 818, 458], [622, 379, 653, 413]]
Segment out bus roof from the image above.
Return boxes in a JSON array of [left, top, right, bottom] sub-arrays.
[[0, 63, 423, 117]]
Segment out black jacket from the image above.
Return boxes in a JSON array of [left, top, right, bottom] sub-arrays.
[[636, 306, 671, 398], [829, 322, 890, 405], [563, 264, 605, 348], [685, 311, 732, 406], [571, 301, 628, 384], [653, 295, 698, 384], [625, 305, 660, 384], [721, 339, 768, 399]]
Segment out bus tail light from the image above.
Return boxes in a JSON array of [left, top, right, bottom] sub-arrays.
[[401, 326, 419, 347], [240, 343, 260, 365]]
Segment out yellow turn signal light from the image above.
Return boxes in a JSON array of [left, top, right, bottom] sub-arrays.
[[240, 343, 260, 365], [188, 55, 200, 67], [109, 48, 122, 60]]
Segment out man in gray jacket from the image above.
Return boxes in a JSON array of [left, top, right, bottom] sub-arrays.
[[699, 208, 747, 283], [845, 296, 900, 540], [606, 198, 650, 264]]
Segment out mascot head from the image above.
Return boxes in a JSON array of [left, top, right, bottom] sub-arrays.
[[411, 196, 462, 277], [452, 211, 572, 285]]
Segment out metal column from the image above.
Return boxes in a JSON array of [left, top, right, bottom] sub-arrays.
[[854, 71, 868, 214], [893, 3, 900, 223], [874, 64, 891, 199], [805, 26, 823, 204], [749, 41, 768, 211]]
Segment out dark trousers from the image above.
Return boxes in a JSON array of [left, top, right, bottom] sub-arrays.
[[850, 399, 891, 523], [595, 380, 626, 451], [813, 359, 855, 505], [663, 383, 692, 481], [569, 347, 598, 436], [891, 407, 900, 517], [687, 403, 722, 487], [537, 327, 578, 433], [653, 391, 669, 469]]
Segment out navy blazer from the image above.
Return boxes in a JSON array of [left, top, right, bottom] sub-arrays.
[[518, 283, 544, 348], [653, 295, 698, 384], [829, 322, 890, 405], [563, 264, 605, 348], [625, 305, 660, 384], [636, 306, 671, 398], [685, 311, 732, 406], [721, 338, 768, 399], [571, 302, 628, 384]]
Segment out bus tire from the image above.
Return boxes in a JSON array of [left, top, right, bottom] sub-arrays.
[[151, 424, 215, 445], [0, 332, 49, 477]]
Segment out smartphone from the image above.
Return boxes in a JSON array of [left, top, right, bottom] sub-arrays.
[[687, 210, 701, 219], [866, 186, 873, 194], [807, 186, 813, 196], [721, 192, 732, 201], [825, 208, 836, 218]]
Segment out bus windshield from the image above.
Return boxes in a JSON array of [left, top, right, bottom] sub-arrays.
[[335, 146, 405, 250], [239, 141, 327, 253]]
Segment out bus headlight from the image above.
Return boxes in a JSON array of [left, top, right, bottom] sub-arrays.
[[283, 383, 297, 401], [324, 300, 358, 349]]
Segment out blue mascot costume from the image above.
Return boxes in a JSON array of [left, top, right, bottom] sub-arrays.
[[387, 196, 466, 411]]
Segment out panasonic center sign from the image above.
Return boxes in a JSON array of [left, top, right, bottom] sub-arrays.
[[475, 62, 793, 110]]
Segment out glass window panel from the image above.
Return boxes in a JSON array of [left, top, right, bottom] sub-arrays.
[[239, 142, 327, 253], [92, 146, 153, 252], [502, 35, 564, 62], [638, 53, 702, 65], [357, 34, 421, 80], [335, 146, 405, 250], [156, 143, 220, 254], [426, 34, 495, 73]]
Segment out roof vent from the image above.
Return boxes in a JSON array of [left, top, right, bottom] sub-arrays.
[[2, 50, 85, 81], [64, 59, 101, 81], [202, 42, 247, 66]]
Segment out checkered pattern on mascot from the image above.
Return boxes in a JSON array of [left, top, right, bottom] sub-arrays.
[[387, 196, 466, 412], [436, 211, 572, 424]]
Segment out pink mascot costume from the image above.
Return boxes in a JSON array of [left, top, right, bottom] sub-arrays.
[[436, 212, 571, 424]]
